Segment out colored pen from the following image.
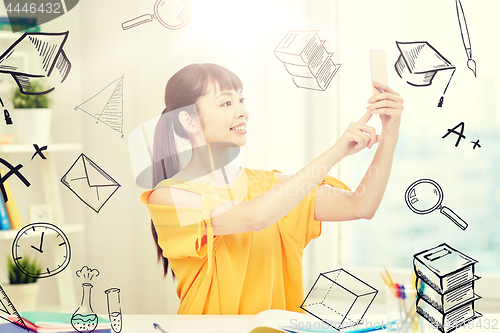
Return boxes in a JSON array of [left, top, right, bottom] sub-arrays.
[[381, 273, 397, 297], [153, 323, 168, 333], [384, 267, 395, 286]]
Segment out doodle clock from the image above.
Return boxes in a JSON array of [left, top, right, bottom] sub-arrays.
[[12, 222, 71, 278]]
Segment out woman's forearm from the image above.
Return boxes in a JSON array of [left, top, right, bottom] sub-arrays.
[[250, 145, 344, 230], [209, 145, 342, 235], [352, 132, 399, 218]]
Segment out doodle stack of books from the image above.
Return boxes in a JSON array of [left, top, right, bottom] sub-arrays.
[[413, 243, 482, 333], [274, 30, 340, 91]]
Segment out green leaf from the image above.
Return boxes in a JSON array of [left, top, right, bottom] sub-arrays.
[[6, 255, 41, 284], [11, 81, 52, 109]]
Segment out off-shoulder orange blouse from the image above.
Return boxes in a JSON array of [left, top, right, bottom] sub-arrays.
[[140, 168, 350, 315]]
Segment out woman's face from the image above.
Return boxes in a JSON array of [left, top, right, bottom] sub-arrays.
[[195, 82, 248, 146]]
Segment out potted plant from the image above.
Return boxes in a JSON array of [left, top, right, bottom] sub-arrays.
[[4, 256, 41, 311], [12, 81, 53, 144]]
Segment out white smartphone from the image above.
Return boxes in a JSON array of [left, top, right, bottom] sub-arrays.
[[368, 49, 388, 132], [369, 49, 388, 95]]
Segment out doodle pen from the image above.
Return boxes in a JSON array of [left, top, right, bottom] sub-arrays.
[[153, 323, 168, 333]]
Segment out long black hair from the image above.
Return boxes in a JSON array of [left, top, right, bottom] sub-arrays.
[[151, 63, 243, 279]]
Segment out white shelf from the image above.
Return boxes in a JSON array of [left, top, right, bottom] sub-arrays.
[[0, 142, 82, 309], [0, 223, 85, 240], [0, 31, 25, 40], [0, 143, 82, 153]]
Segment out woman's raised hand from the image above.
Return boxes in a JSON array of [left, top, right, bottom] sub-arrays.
[[332, 111, 378, 159], [367, 81, 404, 137], [332, 82, 403, 160]]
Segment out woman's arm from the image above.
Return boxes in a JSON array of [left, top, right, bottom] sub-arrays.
[[314, 81, 403, 221], [149, 81, 401, 235], [207, 104, 380, 234]]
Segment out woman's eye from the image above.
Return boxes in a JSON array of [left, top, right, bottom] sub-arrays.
[[222, 101, 231, 107], [239, 98, 245, 103]]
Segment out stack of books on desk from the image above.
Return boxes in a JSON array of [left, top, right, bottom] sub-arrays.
[[6, 311, 112, 332], [413, 243, 482, 333], [0, 134, 15, 145], [0, 168, 24, 231]]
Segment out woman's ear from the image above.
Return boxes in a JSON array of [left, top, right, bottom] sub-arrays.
[[178, 111, 201, 134]]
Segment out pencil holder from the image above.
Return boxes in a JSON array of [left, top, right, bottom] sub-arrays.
[[386, 285, 421, 333]]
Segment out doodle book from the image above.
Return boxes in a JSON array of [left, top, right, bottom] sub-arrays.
[[275, 31, 340, 91], [415, 275, 480, 313], [413, 243, 477, 294], [413, 243, 482, 333], [416, 296, 482, 333]]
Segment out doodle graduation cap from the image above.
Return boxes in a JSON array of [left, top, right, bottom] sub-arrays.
[[0, 32, 71, 95], [395, 41, 456, 107]]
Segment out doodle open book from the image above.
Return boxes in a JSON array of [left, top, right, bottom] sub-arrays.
[[169, 309, 392, 333]]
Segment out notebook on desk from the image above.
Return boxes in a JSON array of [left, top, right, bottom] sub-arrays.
[[1, 322, 112, 333], [7, 311, 112, 333], [168, 309, 392, 333]]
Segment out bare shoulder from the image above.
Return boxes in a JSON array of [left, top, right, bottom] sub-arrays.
[[273, 171, 289, 182], [148, 187, 202, 209]]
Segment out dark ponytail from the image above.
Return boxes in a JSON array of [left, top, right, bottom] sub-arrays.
[[151, 63, 243, 279]]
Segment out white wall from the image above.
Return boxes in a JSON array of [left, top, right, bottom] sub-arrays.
[[0, 0, 339, 315]]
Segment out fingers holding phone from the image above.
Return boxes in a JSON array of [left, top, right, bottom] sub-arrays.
[[369, 49, 404, 137]]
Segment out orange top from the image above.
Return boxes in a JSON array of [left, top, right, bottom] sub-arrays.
[[140, 168, 350, 315]]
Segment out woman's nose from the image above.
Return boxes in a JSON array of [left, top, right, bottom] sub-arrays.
[[236, 104, 248, 118]]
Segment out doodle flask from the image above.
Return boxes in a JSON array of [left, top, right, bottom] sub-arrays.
[[71, 283, 99, 333]]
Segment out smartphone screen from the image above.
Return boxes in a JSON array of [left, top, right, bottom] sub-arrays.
[[370, 49, 388, 95]]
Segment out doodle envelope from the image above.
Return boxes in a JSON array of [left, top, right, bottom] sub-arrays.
[[61, 154, 120, 213]]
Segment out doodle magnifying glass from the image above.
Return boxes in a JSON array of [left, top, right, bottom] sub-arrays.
[[405, 179, 468, 230], [122, 0, 191, 31]]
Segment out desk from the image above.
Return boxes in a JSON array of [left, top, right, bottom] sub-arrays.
[[120, 313, 500, 333], [121, 314, 252, 333]]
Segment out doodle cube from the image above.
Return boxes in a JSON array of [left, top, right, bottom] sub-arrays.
[[301, 268, 378, 330]]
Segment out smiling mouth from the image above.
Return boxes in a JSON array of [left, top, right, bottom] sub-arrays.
[[230, 125, 246, 131]]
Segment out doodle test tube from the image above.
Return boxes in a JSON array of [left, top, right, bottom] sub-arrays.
[[71, 283, 99, 333], [105, 288, 123, 333]]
